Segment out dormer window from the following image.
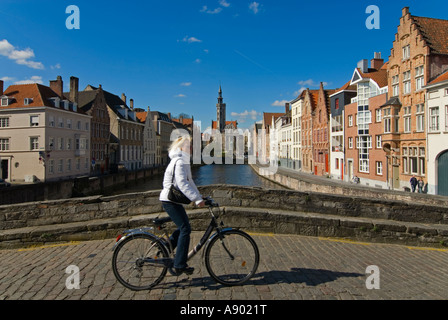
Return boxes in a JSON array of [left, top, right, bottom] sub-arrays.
[[1, 97, 10, 106], [24, 98, 33, 105]]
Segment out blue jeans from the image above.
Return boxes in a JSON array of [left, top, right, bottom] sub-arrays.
[[162, 201, 191, 269]]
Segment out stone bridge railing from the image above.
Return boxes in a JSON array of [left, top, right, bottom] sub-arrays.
[[1, 185, 448, 248]]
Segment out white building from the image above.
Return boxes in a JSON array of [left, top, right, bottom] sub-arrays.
[[424, 71, 448, 196], [290, 94, 303, 171], [0, 81, 91, 183]]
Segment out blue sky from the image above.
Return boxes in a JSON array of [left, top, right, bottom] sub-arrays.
[[1, 0, 447, 129]]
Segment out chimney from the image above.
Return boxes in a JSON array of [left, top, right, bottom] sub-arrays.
[[285, 103, 290, 114], [121, 93, 126, 104], [69, 76, 79, 104], [357, 59, 369, 73], [371, 52, 384, 70], [0, 80, 3, 96], [130, 99, 134, 110], [50, 76, 63, 97]]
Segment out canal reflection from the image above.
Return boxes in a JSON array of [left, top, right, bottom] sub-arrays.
[[111, 164, 285, 195]]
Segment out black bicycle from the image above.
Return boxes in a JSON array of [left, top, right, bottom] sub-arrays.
[[112, 197, 260, 291]]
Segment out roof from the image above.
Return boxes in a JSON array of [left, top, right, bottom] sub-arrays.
[[1, 83, 86, 115], [84, 85, 142, 123], [262, 113, 284, 127], [380, 96, 402, 108], [427, 69, 448, 86], [412, 16, 448, 55], [354, 61, 389, 88], [211, 120, 238, 130]]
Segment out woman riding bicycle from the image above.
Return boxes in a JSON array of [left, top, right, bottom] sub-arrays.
[[159, 135, 205, 276]]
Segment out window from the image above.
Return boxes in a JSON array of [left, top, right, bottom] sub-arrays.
[[48, 160, 54, 174], [348, 137, 353, 149], [58, 159, 63, 173], [358, 136, 371, 173], [376, 162, 383, 175], [348, 115, 353, 127], [335, 98, 339, 110], [49, 116, 55, 127], [419, 147, 426, 176], [67, 138, 72, 150], [1, 97, 9, 106], [376, 109, 382, 122], [30, 115, 39, 127], [376, 135, 382, 149], [67, 119, 72, 129], [415, 66, 424, 90], [0, 117, 9, 128], [24, 98, 33, 105], [58, 137, 64, 150], [30, 137, 39, 150], [383, 108, 391, 133], [392, 75, 399, 97], [429, 107, 440, 132], [416, 104, 425, 132], [403, 106, 411, 133], [402, 45, 410, 60], [58, 118, 64, 128], [0, 138, 10, 151], [403, 71, 411, 95], [402, 147, 408, 173], [67, 159, 72, 172], [446, 106, 448, 132]]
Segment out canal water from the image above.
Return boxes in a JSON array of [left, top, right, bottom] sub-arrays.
[[111, 164, 285, 195]]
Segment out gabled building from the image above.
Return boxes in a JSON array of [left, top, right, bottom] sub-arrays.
[[380, 7, 448, 191], [300, 88, 319, 174], [329, 80, 357, 180], [84, 86, 144, 171], [0, 78, 91, 182], [312, 83, 335, 176], [290, 91, 306, 171], [345, 54, 389, 187], [136, 107, 157, 168], [67, 79, 110, 174], [150, 111, 174, 166]]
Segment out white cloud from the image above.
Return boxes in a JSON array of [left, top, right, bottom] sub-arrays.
[[180, 82, 192, 87], [249, 2, 260, 14], [297, 79, 328, 87], [271, 100, 289, 107], [194, 58, 201, 64], [231, 110, 260, 123], [182, 36, 202, 43], [0, 39, 44, 70], [14, 76, 43, 85], [0, 76, 15, 82], [219, 0, 231, 7], [200, 6, 222, 14], [51, 63, 61, 70], [174, 94, 186, 98]]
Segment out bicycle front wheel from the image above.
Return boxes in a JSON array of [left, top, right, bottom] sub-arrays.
[[205, 229, 259, 286], [112, 233, 169, 291]]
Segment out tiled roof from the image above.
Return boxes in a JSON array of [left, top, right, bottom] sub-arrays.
[[357, 61, 389, 88], [428, 69, 448, 85], [212, 120, 238, 130], [412, 16, 448, 55], [1, 83, 85, 114]]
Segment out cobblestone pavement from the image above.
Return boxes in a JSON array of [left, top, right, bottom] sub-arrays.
[[1, 232, 447, 302]]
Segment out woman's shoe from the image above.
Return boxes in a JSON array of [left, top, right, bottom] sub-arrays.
[[174, 267, 194, 276]]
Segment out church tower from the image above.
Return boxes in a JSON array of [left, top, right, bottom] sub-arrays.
[[216, 86, 226, 132]]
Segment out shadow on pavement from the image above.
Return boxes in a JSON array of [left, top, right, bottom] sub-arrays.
[[159, 268, 364, 290]]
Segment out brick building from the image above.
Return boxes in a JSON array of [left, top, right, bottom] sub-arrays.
[[380, 7, 448, 190], [300, 89, 319, 174], [312, 83, 335, 176]]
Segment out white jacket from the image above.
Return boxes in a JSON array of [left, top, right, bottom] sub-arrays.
[[159, 149, 203, 205]]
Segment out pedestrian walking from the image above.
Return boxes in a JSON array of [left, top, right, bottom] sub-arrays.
[[418, 177, 425, 193], [159, 135, 205, 276], [410, 175, 418, 192]]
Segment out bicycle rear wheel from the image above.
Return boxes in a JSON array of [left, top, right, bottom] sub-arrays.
[[205, 229, 259, 286], [112, 233, 169, 291]]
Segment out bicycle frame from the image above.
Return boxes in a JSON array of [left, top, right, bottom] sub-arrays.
[[113, 200, 234, 265]]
